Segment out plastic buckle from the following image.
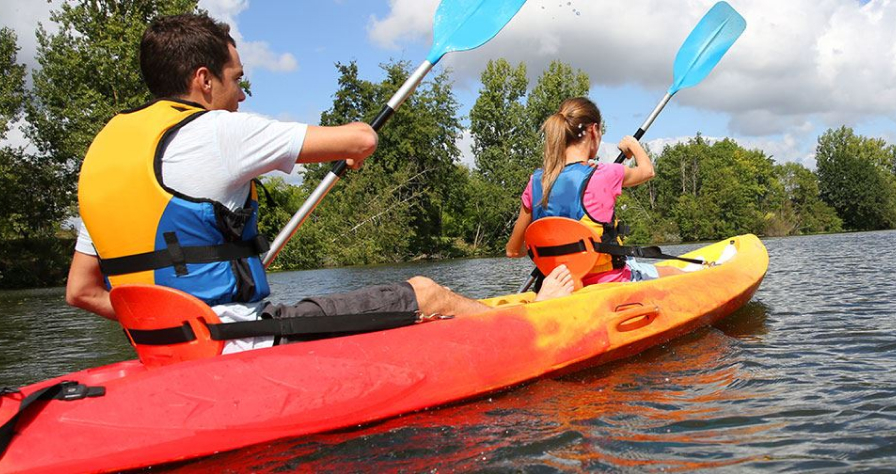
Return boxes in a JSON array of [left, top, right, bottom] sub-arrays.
[[59, 381, 106, 401]]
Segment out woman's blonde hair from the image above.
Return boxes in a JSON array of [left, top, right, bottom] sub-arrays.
[[539, 97, 602, 207]]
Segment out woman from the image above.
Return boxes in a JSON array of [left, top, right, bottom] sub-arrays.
[[506, 97, 682, 285]]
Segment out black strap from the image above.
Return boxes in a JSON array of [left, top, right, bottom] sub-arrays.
[[207, 311, 419, 340], [531, 240, 589, 258], [253, 178, 277, 208], [124, 311, 420, 345], [127, 322, 196, 346], [163, 232, 188, 276], [0, 381, 105, 458], [532, 239, 704, 266], [591, 241, 705, 265], [99, 235, 270, 276]]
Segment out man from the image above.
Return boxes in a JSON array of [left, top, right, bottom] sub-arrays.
[[66, 13, 572, 353]]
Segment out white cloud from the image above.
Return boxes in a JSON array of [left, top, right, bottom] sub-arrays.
[[368, 0, 896, 162], [368, 0, 436, 49], [456, 129, 475, 168], [198, 0, 298, 74]]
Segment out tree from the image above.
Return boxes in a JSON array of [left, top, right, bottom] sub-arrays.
[[648, 135, 780, 241], [772, 162, 841, 235], [0, 27, 26, 139], [816, 126, 896, 231], [264, 60, 465, 269], [466, 59, 534, 252], [525, 60, 590, 134], [25, 0, 199, 211]]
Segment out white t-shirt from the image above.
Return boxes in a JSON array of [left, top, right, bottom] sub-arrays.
[[77, 110, 307, 353]]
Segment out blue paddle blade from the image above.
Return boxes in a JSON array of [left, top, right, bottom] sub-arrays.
[[669, 1, 746, 95], [426, 0, 527, 64]]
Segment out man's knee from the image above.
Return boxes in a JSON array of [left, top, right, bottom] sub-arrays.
[[407, 276, 438, 297]]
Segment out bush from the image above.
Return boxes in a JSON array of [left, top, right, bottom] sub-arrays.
[[0, 237, 74, 289]]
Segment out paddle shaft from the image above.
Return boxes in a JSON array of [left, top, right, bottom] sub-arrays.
[[613, 92, 673, 164], [517, 269, 538, 293], [263, 61, 434, 268]]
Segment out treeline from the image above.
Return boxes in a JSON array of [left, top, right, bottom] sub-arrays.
[[1, 1, 894, 287]]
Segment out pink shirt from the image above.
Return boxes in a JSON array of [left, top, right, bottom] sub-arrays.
[[522, 163, 631, 283]]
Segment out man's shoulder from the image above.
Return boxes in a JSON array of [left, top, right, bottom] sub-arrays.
[[186, 110, 301, 132]]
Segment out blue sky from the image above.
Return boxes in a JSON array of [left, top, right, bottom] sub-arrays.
[[3, 0, 896, 170]]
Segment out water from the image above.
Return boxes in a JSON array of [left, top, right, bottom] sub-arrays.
[[2, 231, 896, 472]]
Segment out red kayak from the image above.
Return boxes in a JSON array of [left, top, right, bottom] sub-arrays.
[[0, 235, 767, 473]]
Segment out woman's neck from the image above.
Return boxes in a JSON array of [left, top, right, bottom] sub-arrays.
[[564, 142, 592, 164]]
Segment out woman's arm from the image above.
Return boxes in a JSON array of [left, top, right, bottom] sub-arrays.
[[506, 205, 533, 258], [619, 136, 655, 187]]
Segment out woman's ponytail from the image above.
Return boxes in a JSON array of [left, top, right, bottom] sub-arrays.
[[540, 114, 571, 208], [538, 97, 602, 208]]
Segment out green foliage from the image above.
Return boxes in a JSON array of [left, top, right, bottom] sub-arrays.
[[25, 0, 198, 204], [0, 28, 26, 139], [0, 148, 71, 239], [0, 28, 71, 241], [620, 134, 846, 242], [262, 60, 465, 270], [816, 126, 896, 231], [526, 61, 590, 131], [0, 237, 75, 289], [464, 59, 535, 252], [771, 162, 842, 235]]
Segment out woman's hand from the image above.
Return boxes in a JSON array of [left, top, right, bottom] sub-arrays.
[[617, 136, 646, 159]]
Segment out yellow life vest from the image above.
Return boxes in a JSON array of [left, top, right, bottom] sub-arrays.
[[78, 99, 270, 306]]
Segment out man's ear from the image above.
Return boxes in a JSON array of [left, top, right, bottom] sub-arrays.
[[191, 67, 213, 93]]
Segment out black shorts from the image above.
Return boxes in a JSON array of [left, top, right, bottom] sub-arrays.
[[261, 282, 419, 343]]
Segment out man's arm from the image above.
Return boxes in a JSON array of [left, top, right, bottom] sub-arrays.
[[298, 122, 378, 169], [65, 251, 116, 321]]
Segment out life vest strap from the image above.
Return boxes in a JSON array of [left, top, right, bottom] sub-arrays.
[[99, 234, 270, 276], [123, 310, 421, 345]]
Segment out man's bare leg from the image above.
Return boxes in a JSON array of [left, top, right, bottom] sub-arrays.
[[408, 266, 574, 318], [407, 276, 491, 318]]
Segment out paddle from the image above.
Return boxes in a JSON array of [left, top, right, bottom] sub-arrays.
[[517, 1, 746, 293], [263, 0, 528, 268], [613, 1, 746, 164]]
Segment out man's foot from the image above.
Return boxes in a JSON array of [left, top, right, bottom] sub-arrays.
[[534, 265, 575, 302]]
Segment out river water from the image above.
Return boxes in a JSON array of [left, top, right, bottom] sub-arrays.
[[2, 231, 895, 472]]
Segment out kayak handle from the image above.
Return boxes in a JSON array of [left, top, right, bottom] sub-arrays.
[[613, 303, 660, 332]]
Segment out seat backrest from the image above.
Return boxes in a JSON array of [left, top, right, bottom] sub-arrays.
[[524, 217, 600, 290], [110, 284, 224, 369]]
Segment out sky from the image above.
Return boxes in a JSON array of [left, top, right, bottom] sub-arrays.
[[2, 0, 895, 170]]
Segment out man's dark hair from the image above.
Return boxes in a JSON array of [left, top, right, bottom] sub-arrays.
[[140, 13, 236, 98]]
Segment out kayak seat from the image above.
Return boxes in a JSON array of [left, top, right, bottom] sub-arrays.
[[110, 284, 224, 369], [524, 217, 601, 291]]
